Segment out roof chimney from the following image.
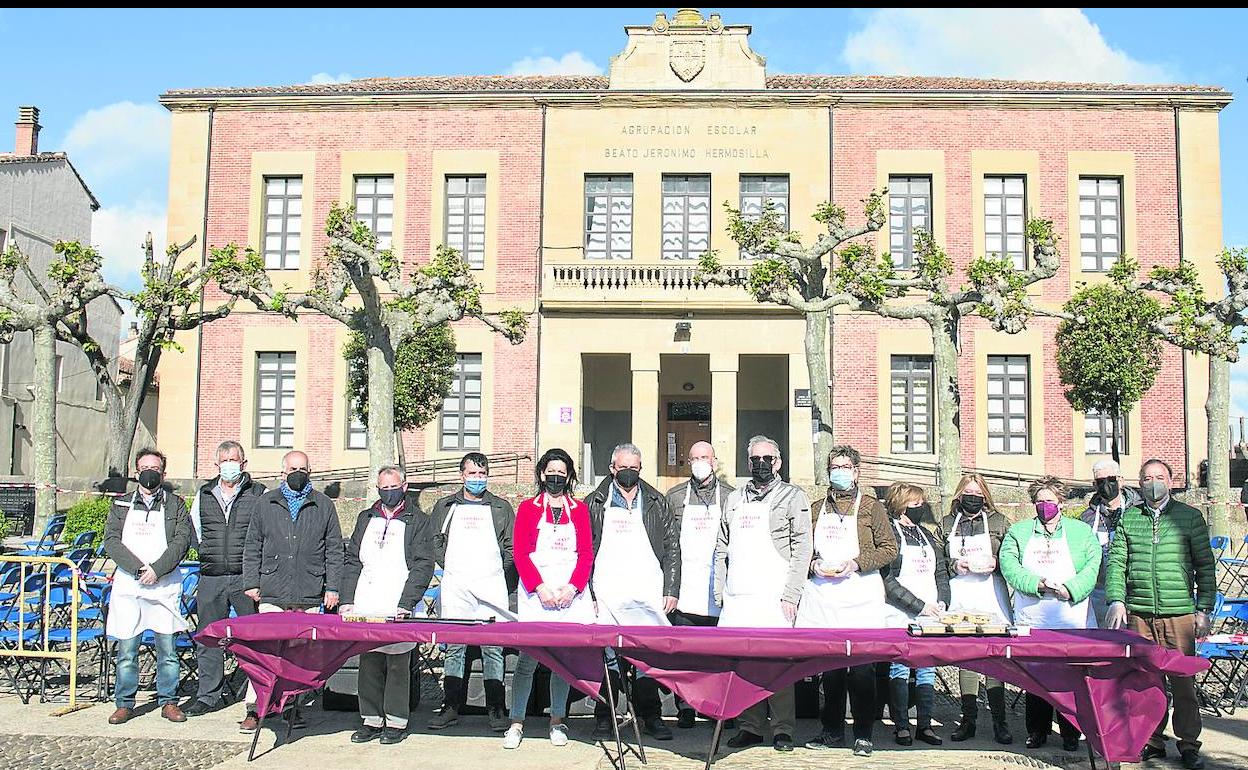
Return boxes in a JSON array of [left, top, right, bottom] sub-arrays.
[[15, 106, 40, 156]]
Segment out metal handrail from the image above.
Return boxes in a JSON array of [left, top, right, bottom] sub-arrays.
[[255, 452, 532, 484]]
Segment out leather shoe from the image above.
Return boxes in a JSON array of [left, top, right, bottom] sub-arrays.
[[1026, 732, 1049, 749], [1140, 745, 1167, 762], [1062, 735, 1080, 752], [108, 707, 133, 725], [379, 727, 405, 745], [161, 704, 186, 723], [239, 713, 260, 734], [642, 717, 673, 741], [772, 733, 794, 752], [677, 708, 696, 729], [592, 717, 616, 741], [351, 725, 382, 743], [725, 730, 763, 748], [184, 700, 217, 717], [1180, 749, 1205, 770]]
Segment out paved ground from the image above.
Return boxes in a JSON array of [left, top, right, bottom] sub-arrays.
[[0, 686, 1243, 770]]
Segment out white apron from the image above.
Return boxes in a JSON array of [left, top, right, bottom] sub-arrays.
[[796, 493, 887, 629], [594, 494, 670, 626], [517, 495, 595, 623], [676, 484, 722, 618], [946, 511, 1012, 623], [107, 496, 188, 639], [437, 503, 509, 622], [1012, 523, 1090, 630], [719, 498, 792, 629], [1088, 508, 1114, 627], [883, 520, 939, 628], [354, 514, 417, 654]]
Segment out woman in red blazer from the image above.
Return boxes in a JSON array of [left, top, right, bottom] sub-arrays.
[[502, 448, 594, 750]]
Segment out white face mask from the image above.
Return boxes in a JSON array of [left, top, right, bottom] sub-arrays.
[[691, 460, 714, 482]]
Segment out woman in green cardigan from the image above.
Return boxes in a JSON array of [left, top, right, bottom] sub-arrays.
[[1000, 476, 1100, 753]]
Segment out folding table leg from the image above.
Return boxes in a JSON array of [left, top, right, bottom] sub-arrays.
[[703, 719, 725, 770], [598, 658, 647, 770]]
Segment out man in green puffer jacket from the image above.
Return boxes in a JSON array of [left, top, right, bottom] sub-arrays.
[[1105, 459, 1216, 770]]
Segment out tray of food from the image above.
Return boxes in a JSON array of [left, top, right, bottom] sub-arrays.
[[908, 612, 1016, 636]]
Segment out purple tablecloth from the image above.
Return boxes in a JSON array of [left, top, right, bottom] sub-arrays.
[[197, 615, 1207, 762]]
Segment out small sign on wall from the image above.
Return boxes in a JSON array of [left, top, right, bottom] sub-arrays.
[[794, 389, 812, 408], [548, 405, 575, 425], [667, 432, 677, 466]]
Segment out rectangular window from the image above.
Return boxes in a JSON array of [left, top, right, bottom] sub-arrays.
[[987, 355, 1030, 454], [739, 174, 790, 258], [445, 175, 486, 269], [346, 364, 368, 450], [54, 355, 64, 394], [1079, 177, 1123, 272], [888, 175, 931, 269], [585, 175, 634, 260], [661, 174, 711, 260], [354, 175, 394, 251], [984, 175, 1027, 269], [1084, 410, 1128, 455], [262, 176, 302, 270], [440, 353, 482, 451], [255, 352, 296, 449], [890, 355, 933, 453]]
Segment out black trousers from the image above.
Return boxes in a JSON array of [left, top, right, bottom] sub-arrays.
[[821, 664, 876, 741], [668, 611, 718, 711], [1025, 692, 1080, 739], [194, 573, 257, 706]]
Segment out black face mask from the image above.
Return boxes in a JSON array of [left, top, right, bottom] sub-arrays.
[[959, 493, 985, 514], [614, 468, 640, 490], [138, 470, 163, 491], [1095, 477, 1120, 503], [543, 474, 568, 496], [901, 503, 933, 523], [749, 457, 776, 485], [285, 471, 310, 492], [378, 487, 405, 509]]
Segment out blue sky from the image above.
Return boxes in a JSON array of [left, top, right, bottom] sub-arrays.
[[1, 8, 1245, 409]]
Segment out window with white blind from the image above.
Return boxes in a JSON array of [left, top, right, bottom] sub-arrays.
[[255, 352, 296, 449], [585, 175, 633, 260], [891, 355, 933, 453], [739, 174, 790, 258], [661, 174, 711, 260], [987, 355, 1030, 454], [263, 176, 302, 270], [440, 353, 482, 451]]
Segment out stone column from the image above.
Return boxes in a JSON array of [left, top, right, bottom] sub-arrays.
[[631, 351, 661, 474], [710, 353, 739, 480]]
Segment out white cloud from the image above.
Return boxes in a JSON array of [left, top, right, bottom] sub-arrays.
[[842, 9, 1173, 83], [61, 102, 169, 190], [308, 72, 354, 85], [91, 200, 167, 290], [508, 52, 602, 76]]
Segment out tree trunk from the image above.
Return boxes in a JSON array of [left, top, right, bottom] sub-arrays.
[[805, 309, 832, 486], [1110, 400, 1122, 465], [31, 323, 58, 524], [395, 428, 407, 476], [106, 350, 160, 479], [1206, 355, 1231, 537], [930, 317, 963, 504], [366, 333, 398, 479], [104, 386, 129, 478]]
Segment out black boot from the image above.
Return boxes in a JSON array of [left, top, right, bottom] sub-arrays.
[[987, 685, 1013, 745], [914, 684, 942, 745], [484, 679, 508, 732], [429, 675, 465, 729], [593, 669, 624, 738], [889, 679, 912, 745], [632, 677, 672, 740], [950, 694, 978, 742]]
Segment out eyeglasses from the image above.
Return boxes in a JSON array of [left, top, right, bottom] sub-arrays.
[[829, 464, 855, 471], [750, 455, 776, 464]]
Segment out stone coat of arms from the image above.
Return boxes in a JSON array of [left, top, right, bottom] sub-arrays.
[[670, 40, 705, 82]]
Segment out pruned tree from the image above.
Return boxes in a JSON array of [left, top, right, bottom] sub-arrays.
[[697, 194, 885, 485], [214, 202, 528, 476], [1114, 249, 1248, 537], [1055, 259, 1164, 463], [55, 233, 258, 478], [0, 242, 111, 520], [343, 323, 458, 469]]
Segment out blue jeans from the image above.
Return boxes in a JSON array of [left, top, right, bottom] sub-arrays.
[[509, 654, 571, 721], [443, 644, 504, 681], [115, 633, 179, 708], [889, 663, 935, 686]]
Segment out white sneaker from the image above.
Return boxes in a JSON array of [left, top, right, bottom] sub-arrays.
[[550, 724, 569, 747], [503, 724, 523, 749]]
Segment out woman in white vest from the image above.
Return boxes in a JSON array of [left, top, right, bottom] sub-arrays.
[[503, 449, 595, 750], [340, 465, 436, 746], [797, 445, 897, 759], [939, 473, 1014, 745], [1000, 476, 1100, 753], [879, 482, 949, 747]]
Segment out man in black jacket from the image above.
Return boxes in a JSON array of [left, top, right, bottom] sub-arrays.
[[242, 449, 342, 730], [186, 441, 266, 718], [586, 442, 679, 742]]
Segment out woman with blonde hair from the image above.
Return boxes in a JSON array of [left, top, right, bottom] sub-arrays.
[[1000, 475, 1099, 752], [880, 482, 949, 745], [939, 473, 1014, 744]]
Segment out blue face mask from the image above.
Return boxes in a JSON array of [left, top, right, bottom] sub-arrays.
[[465, 478, 488, 496], [829, 468, 856, 491]]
